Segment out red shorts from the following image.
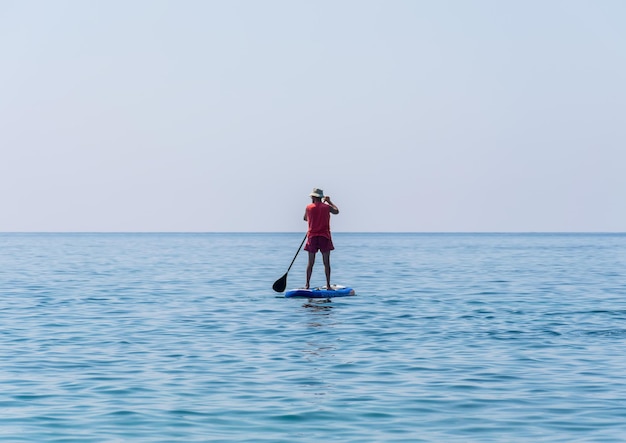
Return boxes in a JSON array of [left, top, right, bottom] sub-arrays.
[[304, 236, 335, 253]]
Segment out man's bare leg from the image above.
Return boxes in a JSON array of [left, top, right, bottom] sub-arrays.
[[305, 252, 316, 289], [322, 251, 332, 290]]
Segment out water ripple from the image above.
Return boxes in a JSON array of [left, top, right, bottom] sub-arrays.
[[0, 233, 626, 441]]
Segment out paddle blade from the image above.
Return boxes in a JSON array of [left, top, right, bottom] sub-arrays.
[[273, 273, 288, 292]]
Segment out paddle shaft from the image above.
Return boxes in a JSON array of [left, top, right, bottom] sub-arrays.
[[286, 234, 307, 273]]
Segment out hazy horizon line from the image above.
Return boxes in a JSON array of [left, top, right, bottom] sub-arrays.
[[1, 231, 624, 235]]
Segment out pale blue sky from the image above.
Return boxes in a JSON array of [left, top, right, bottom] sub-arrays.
[[1, 0, 624, 232]]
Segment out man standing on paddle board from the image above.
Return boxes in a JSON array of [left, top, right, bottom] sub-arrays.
[[304, 188, 339, 290]]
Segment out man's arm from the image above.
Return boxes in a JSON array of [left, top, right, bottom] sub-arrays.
[[323, 197, 339, 214]]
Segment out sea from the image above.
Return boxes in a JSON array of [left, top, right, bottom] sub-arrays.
[[1, 232, 625, 442]]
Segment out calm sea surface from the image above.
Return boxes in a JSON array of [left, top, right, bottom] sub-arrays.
[[1, 233, 625, 442]]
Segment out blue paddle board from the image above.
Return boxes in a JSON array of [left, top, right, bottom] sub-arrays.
[[285, 285, 356, 299]]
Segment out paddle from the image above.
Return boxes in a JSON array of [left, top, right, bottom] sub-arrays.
[[273, 234, 307, 292]]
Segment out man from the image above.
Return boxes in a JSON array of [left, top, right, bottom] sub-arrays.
[[303, 188, 339, 289]]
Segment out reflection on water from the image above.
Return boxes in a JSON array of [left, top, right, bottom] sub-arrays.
[[303, 298, 334, 328], [297, 300, 339, 407], [303, 299, 333, 313]]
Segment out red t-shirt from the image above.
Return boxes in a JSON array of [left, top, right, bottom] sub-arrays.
[[306, 202, 332, 239]]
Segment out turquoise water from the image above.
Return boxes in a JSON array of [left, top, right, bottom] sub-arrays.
[[1, 233, 625, 442]]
